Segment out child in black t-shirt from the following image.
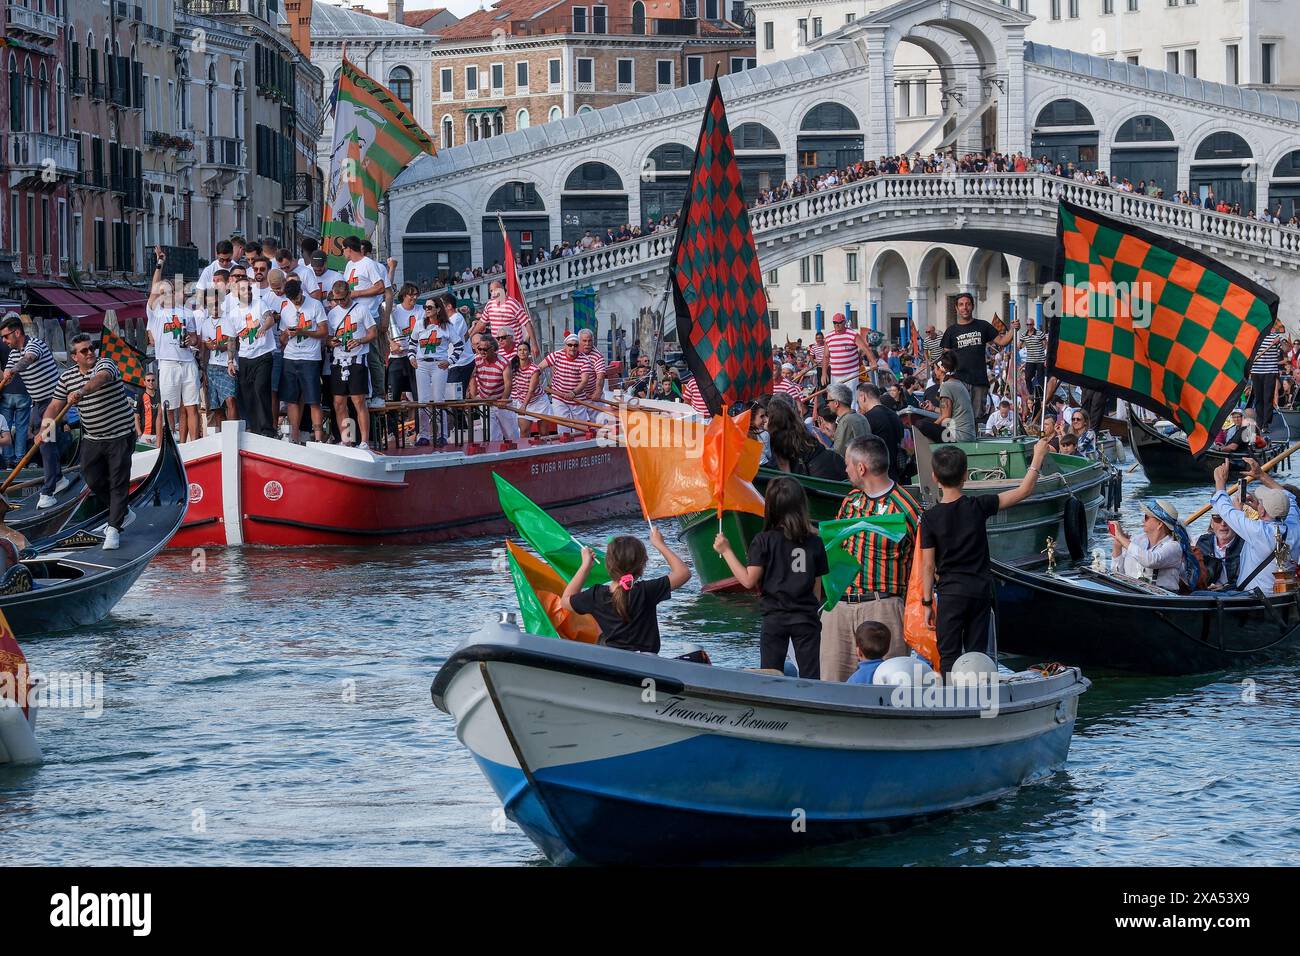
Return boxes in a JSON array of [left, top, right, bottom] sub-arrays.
[[713, 476, 829, 678], [918, 437, 1051, 675], [562, 527, 691, 654]]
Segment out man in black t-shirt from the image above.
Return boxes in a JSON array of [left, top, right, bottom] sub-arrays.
[[855, 382, 904, 482], [918, 437, 1051, 674], [939, 293, 1016, 420]]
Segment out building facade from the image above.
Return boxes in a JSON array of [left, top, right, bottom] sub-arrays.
[[1, 0, 78, 299], [431, 1, 755, 153]]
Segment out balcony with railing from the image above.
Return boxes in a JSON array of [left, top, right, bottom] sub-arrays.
[[6, 4, 63, 42], [91, 81, 107, 101], [146, 128, 197, 153], [205, 136, 244, 168], [8, 132, 80, 181], [282, 171, 313, 212]]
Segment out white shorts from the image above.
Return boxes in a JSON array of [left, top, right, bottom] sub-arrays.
[[159, 360, 201, 408]]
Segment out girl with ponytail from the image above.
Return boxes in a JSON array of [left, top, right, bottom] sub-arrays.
[[561, 527, 691, 654]]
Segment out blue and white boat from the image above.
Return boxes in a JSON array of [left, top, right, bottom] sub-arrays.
[[431, 617, 1090, 865]]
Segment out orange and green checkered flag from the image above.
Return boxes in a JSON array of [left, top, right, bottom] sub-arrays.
[[1049, 201, 1279, 456], [98, 327, 149, 387]]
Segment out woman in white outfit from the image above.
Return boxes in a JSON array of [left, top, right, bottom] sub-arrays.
[[408, 298, 449, 446]]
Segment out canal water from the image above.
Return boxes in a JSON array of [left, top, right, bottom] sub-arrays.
[[3, 458, 1299, 866]]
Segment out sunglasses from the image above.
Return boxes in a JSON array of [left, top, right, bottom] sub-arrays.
[[1210, 515, 1225, 524], [72, 347, 92, 355]]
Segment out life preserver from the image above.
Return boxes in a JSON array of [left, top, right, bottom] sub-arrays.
[[1063, 495, 1088, 560]]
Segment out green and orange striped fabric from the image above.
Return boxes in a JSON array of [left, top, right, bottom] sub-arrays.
[[321, 57, 435, 266], [1050, 201, 1279, 456]]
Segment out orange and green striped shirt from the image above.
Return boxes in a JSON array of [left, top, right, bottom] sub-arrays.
[[836, 484, 921, 597]]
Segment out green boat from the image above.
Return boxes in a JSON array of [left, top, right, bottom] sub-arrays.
[[680, 433, 1111, 593]]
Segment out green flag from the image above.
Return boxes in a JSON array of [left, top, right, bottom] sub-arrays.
[[506, 544, 560, 638], [493, 473, 610, 585], [818, 515, 908, 612]]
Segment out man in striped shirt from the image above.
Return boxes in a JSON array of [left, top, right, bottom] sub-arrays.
[[469, 335, 519, 442], [772, 362, 805, 415], [1251, 323, 1283, 430], [922, 326, 943, 366], [43, 334, 136, 550], [809, 332, 826, 388], [682, 375, 712, 417], [1020, 319, 1048, 396], [475, 280, 534, 349], [820, 435, 921, 680], [820, 313, 872, 389], [0, 315, 70, 507], [577, 329, 608, 422], [535, 334, 592, 433]]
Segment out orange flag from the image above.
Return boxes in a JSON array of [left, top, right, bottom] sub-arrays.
[[506, 541, 600, 643], [901, 529, 940, 670], [619, 408, 764, 520]]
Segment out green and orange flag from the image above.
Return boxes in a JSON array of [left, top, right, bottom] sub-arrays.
[[98, 327, 148, 387], [321, 56, 435, 268], [1049, 201, 1279, 455], [669, 77, 771, 415]]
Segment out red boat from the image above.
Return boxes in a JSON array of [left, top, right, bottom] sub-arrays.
[[130, 422, 636, 547]]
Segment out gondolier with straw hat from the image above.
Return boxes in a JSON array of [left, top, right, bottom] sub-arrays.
[[41, 333, 136, 550]]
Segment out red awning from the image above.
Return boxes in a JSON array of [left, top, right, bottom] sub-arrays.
[[28, 287, 99, 319], [77, 291, 124, 309]]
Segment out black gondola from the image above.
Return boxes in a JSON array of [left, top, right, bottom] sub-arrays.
[[992, 558, 1300, 675], [1127, 411, 1276, 483], [2, 473, 88, 542], [0, 426, 188, 639]]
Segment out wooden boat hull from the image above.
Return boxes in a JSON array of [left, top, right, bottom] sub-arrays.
[[4, 474, 87, 541], [129, 421, 638, 548], [992, 560, 1300, 675], [1127, 413, 1263, 484], [2, 427, 188, 639], [432, 619, 1088, 865]]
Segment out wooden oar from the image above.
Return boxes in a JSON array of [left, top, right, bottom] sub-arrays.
[[502, 403, 599, 434], [0, 403, 74, 549], [1183, 440, 1300, 525]]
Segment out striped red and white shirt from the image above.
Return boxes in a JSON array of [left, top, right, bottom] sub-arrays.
[[683, 377, 712, 416], [473, 355, 509, 401], [511, 362, 538, 404], [580, 347, 606, 397], [774, 378, 804, 404], [483, 297, 528, 341], [541, 349, 592, 395], [809, 343, 825, 366], [498, 344, 518, 367], [824, 329, 862, 379]]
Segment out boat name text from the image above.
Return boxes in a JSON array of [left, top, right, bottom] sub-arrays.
[[654, 696, 790, 732]]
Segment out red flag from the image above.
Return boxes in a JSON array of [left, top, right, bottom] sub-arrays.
[[501, 230, 526, 311], [0, 608, 31, 718]]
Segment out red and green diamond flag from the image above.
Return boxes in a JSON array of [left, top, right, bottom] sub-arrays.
[[669, 77, 771, 415], [99, 327, 149, 388], [1049, 201, 1279, 456]]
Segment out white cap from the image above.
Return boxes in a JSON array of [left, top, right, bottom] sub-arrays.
[[564, 333, 580, 345]]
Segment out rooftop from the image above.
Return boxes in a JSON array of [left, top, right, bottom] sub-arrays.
[[311, 1, 431, 38]]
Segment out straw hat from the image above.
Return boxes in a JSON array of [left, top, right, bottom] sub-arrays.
[[1139, 499, 1182, 530]]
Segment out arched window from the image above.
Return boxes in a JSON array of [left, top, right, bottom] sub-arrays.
[[23, 60, 34, 135], [1115, 115, 1174, 143], [7, 55, 19, 132], [207, 64, 217, 137], [233, 68, 244, 137], [632, 1, 646, 34], [466, 115, 477, 142], [1194, 132, 1252, 161], [493, 112, 504, 136], [55, 65, 66, 134], [733, 122, 780, 150], [516, 108, 529, 130], [799, 102, 860, 131], [388, 66, 414, 113], [548, 105, 562, 123], [38, 62, 47, 133], [441, 114, 454, 149], [1034, 99, 1095, 128]]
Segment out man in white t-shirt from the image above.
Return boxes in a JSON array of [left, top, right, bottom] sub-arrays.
[[197, 239, 236, 289], [225, 271, 279, 438], [303, 251, 343, 303], [327, 281, 378, 450], [277, 277, 329, 443], [146, 246, 202, 442], [341, 236, 386, 322]]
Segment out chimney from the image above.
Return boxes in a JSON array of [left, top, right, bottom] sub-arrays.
[[388, 0, 404, 22]]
